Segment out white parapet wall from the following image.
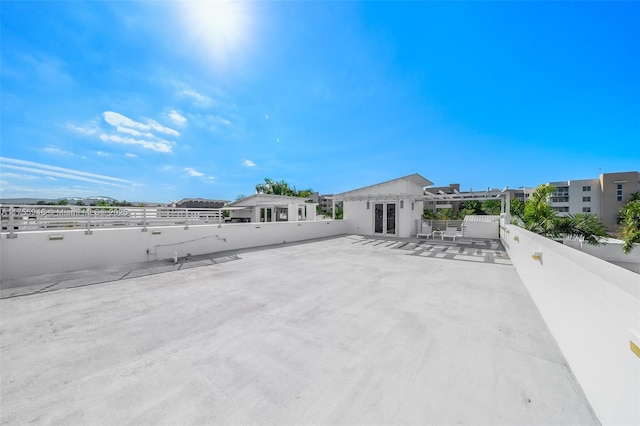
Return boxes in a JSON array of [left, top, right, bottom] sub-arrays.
[[501, 223, 640, 425], [0, 220, 349, 281], [563, 238, 640, 274]]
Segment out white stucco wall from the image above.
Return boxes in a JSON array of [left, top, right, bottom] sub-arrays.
[[563, 238, 640, 274], [338, 176, 426, 238], [343, 198, 422, 238], [343, 200, 372, 235], [462, 221, 499, 239], [0, 220, 349, 281], [501, 223, 640, 425]]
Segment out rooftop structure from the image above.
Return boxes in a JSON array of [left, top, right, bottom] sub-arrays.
[[0, 236, 599, 424], [226, 194, 318, 223], [1, 173, 638, 425]]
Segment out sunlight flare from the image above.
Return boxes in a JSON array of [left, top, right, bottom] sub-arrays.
[[179, 0, 251, 65]]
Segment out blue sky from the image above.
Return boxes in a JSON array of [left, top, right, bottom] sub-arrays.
[[1, 1, 639, 202]]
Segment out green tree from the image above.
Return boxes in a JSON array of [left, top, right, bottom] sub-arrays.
[[436, 208, 458, 220], [422, 207, 436, 220], [325, 203, 344, 220], [459, 200, 482, 218], [481, 199, 501, 215], [510, 198, 525, 221], [520, 184, 607, 245], [57, 199, 68, 205], [617, 196, 640, 254], [255, 178, 313, 197]]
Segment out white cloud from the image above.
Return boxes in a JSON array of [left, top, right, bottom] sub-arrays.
[[116, 126, 142, 137], [125, 153, 138, 158], [179, 89, 213, 108], [147, 119, 180, 137], [168, 110, 187, 125], [184, 167, 204, 177], [67, 122, 98, 135], [96, 151, 110, 157], [0, 172, 41, 180], [103, 111, 143, 129], [43, 145, 77, 157], [0, 156, 134, 187], [244, 160, 256, 167], [99, 134, 173, 153], [208, 114, 231, 126], [103, 111, 179, 137]]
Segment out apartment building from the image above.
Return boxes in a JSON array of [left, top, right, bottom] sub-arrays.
[[541, 171, 639, 232]]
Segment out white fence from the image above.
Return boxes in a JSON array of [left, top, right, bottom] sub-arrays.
[[0, 219, 350, 281], [500, 222, 640, 425], [1, 205, 230, 237], [418, 218, 499, 239]]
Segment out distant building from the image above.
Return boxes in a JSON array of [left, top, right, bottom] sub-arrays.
[[318, 194, 334, 214], [174, 198, 228, 209], [526, 171, 639, 232], [226, 194, 317, 223]]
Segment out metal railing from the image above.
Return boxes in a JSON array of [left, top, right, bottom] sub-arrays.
[[1, 205, 227, 238], [422, 220, 464, 231]]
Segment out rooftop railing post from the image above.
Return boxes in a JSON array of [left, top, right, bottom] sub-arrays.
[[142, 207, 148, 232], [85, 207, 93, 235], [7, 206, 17, 239], [184, 208, 189, 230]]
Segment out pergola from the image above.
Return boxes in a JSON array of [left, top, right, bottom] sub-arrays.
[[417, 187, 511, 222]]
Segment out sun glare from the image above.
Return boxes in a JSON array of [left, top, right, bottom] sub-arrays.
[[180, 1, 250, 65]]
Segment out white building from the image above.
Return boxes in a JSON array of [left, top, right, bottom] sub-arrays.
[[334, 174, 433, 238], [534, 171, 639, 232], [226, 194, 318, 223]]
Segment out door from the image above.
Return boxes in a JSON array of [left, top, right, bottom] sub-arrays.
[[374, 203, 396, 235]]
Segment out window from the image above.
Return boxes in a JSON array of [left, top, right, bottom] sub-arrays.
[[583, 207, 591, 213], [553, 206, 569, 213], [582, 186, 591, 192], [582, 196, 591, 202], [617, 184, 623, 202]]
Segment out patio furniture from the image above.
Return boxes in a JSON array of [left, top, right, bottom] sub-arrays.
[[442, 227, 463, 241]]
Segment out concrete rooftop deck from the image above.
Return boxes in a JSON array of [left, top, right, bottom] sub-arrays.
[[0, 235, 598, 425]]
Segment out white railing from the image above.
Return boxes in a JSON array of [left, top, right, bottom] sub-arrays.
[[1, 205, 226, 237]]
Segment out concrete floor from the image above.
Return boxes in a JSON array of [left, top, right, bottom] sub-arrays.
[[0, 235, 598, 425]]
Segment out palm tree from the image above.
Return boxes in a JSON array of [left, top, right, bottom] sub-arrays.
[[617, 196, 640, 254], [519, 184, 607, 246], [436, 208, 456, 220], [481, 199, 501, 215]]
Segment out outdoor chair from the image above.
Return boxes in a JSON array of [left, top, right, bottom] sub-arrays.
[[442, 226, 463, 241]]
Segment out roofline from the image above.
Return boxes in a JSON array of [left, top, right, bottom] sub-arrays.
[[334, 173, 433, 197], [227, 193, 314, 206]]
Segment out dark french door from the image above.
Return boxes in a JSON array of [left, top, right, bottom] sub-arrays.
[[374, 203, 396, 235]]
